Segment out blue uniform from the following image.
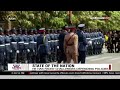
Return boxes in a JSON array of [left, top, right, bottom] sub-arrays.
[[53, 33, 58, 61], [96, 32, 100, 54], [5, 35, 11, 69], [23, 34, 29, 50], [17, 34, 24, 63], [10, 34, 18, 63], [91, 32, 96, 55], [77, 30, 87, 63], [23, 34, 29, 63], [28, 35, 35, 63], [56, 33, 60, 62], [0, 35, 5, 70], [98, 32, 104, 53], [49, 33, 55, 62], [85, 32, 92, 55], [33, 34, 38, 63], [46, 33, 51, 62]]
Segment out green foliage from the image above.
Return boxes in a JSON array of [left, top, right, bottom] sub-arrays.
[[1, 11, 120, 30]]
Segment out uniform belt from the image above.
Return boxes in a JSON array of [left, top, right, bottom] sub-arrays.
[[94, 38, 98, 39], [86, 38, 91, 39], [66, 43, 74, 46], [0, 44, 5, 46], [39, 44, 45, 46], [11, 42, 17, 44], [91, 39, 95, 40], [30, 41, 37, 44], [51, 40, 54, 42], [5, 43, 10, 45], [24, 43, 29, 45], [18, 42, 24, 44], [54, 40, 59, 42], [48, 41, 51, 42]]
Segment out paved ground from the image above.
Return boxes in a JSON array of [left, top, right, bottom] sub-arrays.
[[52, 48, 120, 71], [85, 48, 120, 71]]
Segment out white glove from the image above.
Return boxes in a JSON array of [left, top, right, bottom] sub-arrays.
[[88, 41, 92, 45], [10, 50, 12, 53], [27, 49, 30, 52], [57, 46, 59, 49], [17, 50, 19, 53], [33, 50, 35, 53]]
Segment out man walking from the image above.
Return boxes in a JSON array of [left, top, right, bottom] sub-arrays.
[[64, 26, 78, 63]]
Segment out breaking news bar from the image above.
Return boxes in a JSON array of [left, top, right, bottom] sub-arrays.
[[0, 64, 118, 75]]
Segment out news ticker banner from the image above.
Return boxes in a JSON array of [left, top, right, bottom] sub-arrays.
[[8, 64, 112, 71], [2, 71, 120, 75]]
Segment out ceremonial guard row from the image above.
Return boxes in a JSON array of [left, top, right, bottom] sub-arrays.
[[0, 24, 118, 70]]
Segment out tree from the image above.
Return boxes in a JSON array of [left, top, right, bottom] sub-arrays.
[[1, 11, 120, 30]]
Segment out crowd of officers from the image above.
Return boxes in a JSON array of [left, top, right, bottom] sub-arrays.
[[0, 25, 119, 71], [105, 31, 120, 53]]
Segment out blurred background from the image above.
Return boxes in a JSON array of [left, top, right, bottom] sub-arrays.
[[0, 11, 120, 31]]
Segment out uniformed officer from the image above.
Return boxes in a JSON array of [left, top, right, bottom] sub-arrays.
[[33, 29, 38, 63], [37, 28, 49, 63], [85, 32, 92, 56], [28, 29, 35, 63], [109, 31, 114, 53], [53, 29, 58, 62], [33, 28, 38, 35], [112, 31, 116, 53], [114, 31, 118, 53], [98, 31, 105, 54], [58, 27, 68, 63], [22, 28, 30, 63], [107, 33, 111, 53], [92, 32, 97, 55], [64, 26, 78, 63], [77, 24, 87, 64], [56, 29, 61, 62], [49, 29, 55, 62], [116, 31, 120, 53], [4, 29, 11, 70], [0, 27, 5, 70], [90, 32, 94, 55], [46, 29, 51, 63], [17, 28, 24, 63], [10, 28, 18, 63], [95, 31, 99, 54]]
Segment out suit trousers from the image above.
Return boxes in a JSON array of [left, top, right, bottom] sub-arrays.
[[78, 51, 86, 64]]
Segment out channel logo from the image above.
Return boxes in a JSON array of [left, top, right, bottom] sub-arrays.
[[8, 64, 29, 71], [12, 64, 21, 70]]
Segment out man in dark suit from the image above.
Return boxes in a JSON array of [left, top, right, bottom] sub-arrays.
[[77, 24, 87, 64], [58, 26, 68, 63], [37, 28, 49, 63]]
